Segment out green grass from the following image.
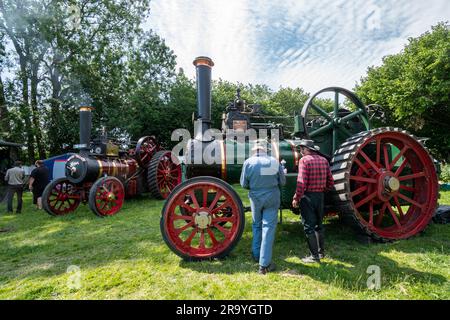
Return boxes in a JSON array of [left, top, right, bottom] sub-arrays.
[[0, 188, 449, 300]]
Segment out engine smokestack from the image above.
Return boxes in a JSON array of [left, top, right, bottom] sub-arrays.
[[79, 106, 93, 154], [193, 56, 214, 136]]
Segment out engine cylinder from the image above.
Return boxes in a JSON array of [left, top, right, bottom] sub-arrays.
[[65, 154, 138, 184]]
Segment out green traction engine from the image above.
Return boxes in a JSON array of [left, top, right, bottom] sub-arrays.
[[160, 56, 439, 260]]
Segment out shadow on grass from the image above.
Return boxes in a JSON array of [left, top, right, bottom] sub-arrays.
[[179, 215, 449, 291], [1, 192, 448, 295], [0, 194, 172, 282]]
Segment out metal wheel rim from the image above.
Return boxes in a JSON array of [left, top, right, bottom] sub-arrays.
[[46, 180, 81, 215], [348, 131, 438, 239], [93, 178, 125, 216], [163, 181, 242, 258]]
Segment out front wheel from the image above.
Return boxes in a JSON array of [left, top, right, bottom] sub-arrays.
[[42, 178, 81, 216], [160, 176, 245, 261], [88, 176, 125, 217]]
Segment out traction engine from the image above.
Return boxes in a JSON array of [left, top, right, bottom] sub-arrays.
[[42, 106, 181, 217], [160, 57, 439, 260]]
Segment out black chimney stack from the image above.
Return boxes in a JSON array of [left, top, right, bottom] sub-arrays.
[[193, 56, 214, 135], [79, 106, 93, 154]]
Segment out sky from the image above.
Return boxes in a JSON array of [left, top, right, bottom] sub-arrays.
[[146, 0, 450, 94]]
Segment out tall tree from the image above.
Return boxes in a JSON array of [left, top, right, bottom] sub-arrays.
[[355, 22, 450, 161]]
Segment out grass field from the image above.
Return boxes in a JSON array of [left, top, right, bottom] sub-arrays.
[[0, 187, 449, 300]]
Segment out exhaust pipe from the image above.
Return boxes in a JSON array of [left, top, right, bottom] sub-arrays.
[[193, 56, 214, 138], [79, 106, 93, 154]]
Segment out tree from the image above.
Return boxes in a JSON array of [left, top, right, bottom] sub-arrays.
[[355, 22, 450, 161]]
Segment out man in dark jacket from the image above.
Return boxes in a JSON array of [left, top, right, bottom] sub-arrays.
[[5, 160, 25, 214], [29, 160, 50, 210], [292, 140, 334, 263]]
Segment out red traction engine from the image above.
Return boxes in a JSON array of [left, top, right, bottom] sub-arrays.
[[160, 56, 439, 261], [42, 106, 181, 217]]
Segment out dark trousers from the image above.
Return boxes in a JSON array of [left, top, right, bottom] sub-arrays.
[[299, 192, 324, 235], [6, 184, 23, 213]]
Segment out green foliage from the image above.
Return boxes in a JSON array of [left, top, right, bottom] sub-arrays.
[[440, 164, 450, 183], [355, 22, 450, 161]]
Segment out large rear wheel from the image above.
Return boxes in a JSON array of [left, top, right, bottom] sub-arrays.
[[331, 127, 439, 241], [161, 176, 245, 260]]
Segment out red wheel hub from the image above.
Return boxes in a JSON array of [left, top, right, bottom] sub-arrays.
[[348, 131, 438, 239], [163, 182, 242, 259]]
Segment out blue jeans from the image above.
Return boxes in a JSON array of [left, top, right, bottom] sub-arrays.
[[249, 188, 280, 267]]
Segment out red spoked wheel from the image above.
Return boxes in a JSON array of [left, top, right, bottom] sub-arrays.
[[88, 176, 125, 217], [148, 150, 182, 199], [135, 136, 159, 168], [160, 176, 245, 261], [42, 178, 81, 216], [331, 128, 439, 241]]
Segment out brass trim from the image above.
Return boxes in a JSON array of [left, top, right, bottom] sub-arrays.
[[219, 140, 226, 180], [79, 107, 93, 112], [97, 159, 104, 179], [193, 57, 214, 68]]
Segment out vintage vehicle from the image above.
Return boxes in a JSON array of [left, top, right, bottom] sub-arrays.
[[159, 56, 439, 260], [42, 106, 181, 217]]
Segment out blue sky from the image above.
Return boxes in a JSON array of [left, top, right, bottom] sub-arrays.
[[147, 0, 449, 93]]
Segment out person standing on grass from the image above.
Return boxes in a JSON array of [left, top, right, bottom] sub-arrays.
[[240, 140, 286, 275], [29, 160, 50, 210], [4, 160, 25, 214], [292, 140, 334, 263]]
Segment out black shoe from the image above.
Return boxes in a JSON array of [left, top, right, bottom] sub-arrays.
[[303, 233, 320, 263], [252, 255, 259, 263], [258, 263, 276, 275]]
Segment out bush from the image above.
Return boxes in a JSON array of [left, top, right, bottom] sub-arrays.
[[440, 164, 450, 183]]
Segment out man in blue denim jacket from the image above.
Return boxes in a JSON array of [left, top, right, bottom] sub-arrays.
[[240, 141, 286, 274]]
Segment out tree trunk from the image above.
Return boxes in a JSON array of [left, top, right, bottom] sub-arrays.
[[48, 65, 62, 156], [19, 57, 35, 164], [0, 73, 10, 134], [30, 63, 46, 159]]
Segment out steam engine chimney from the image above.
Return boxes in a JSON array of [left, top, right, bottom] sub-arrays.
[[79, 106, 93, 154], [193, 56, 214, 136]]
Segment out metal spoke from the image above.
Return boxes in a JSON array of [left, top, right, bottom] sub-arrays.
[[383, 144, 390, 170], [350, 176, 377, 183], [334, 90, 339, 117], [207, 229, 220, 246], [387, 203, 402, 228], [208, 190, 223, 211], [389, 146, 409, 170], [183, 228, 198, 246], [351, 185, 368, 197], [359, 150, 380, 173], [398, 172, 426, 181], [376, 137, 381, 164], [393, 196, 405, 218], [188, 190, 200, 209], [355, 192, 377, 208], [354, 158, 371, 176], [375, 203, 388, 227], [397, 193, 424, 209], [311, 103, 332, 121]]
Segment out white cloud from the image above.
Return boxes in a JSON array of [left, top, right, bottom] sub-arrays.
[[147, 0, 450, 94]]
